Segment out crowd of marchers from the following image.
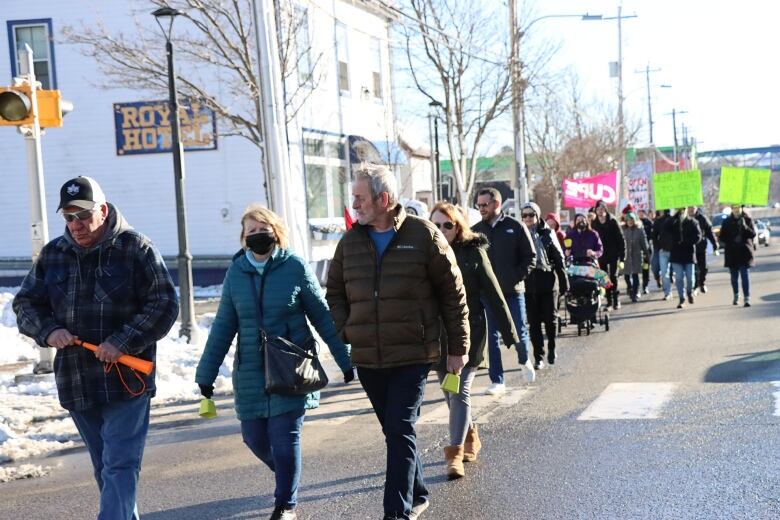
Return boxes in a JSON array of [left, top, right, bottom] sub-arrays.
[[11, 166, 760, 520]]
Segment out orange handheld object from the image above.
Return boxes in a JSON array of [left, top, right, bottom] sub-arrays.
[[74, 339, 154, 376]]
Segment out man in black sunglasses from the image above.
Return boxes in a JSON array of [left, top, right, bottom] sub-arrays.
[[13, 176, 178, 520], [472, 188, 537, 395]]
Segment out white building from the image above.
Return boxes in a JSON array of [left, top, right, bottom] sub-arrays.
[[0, 0, 405, 270]]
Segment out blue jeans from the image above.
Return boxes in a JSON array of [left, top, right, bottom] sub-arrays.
[[730, 266, 750, 297], [69, 394, 151, 520], [241, 409, 305, 509], [357, 364, 430, 520], [658, 250, 672, 296], [485, 292, 529, 384], [671, 263, 694, 299]]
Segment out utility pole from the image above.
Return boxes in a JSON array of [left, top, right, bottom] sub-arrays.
[[616, 5, 626, 198], [509, 0, 528, 205], [252, 0, 309, 257], [19, 45, 54, 372], [668, 108, 687, 171], [637, 64, 661, 145]]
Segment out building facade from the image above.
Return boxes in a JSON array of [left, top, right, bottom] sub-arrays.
[[0, 0, 399, 268]]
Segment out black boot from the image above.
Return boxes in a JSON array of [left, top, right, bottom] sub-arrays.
[[612, 290, 621, 310]]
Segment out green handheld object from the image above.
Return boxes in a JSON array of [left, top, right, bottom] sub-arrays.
[[199, 398, 217, 419], [440, 372, 460, 394]]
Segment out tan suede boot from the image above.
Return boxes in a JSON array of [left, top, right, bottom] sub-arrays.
[[444, 445, 465, 480], [463, 424, 482, 462]]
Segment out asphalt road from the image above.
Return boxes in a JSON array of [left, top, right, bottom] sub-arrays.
[[2, 247, 779, 520]]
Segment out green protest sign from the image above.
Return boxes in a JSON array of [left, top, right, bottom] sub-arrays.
[[718, 167, 771, 206], [652, 170, 703, 210]]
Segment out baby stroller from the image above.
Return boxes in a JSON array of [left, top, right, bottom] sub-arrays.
[[561, 257, 610, 336]]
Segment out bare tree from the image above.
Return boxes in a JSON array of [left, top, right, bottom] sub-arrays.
[[402, 0, 513, 204], [526, 73, 641, 211], [62, 0, 325, 146]]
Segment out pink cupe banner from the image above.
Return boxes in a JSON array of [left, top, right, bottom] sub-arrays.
[[562, 171, 619, 209]]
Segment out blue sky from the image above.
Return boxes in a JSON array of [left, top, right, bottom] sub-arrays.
[[532, 0, 779, 152]]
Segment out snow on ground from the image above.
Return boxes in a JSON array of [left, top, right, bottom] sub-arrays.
[[0, 287, 235, 481]]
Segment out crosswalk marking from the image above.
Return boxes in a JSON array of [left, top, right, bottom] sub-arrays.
[[772, 381, 780, 416], [417, 387, 529, 425], [578, 382, 677, 420]]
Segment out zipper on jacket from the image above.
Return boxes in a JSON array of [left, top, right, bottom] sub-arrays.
[[367, 226, 402, 367]]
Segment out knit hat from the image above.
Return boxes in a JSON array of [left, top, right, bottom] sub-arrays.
[[521, 201, 541, 217], [622, 203, 634, 215]]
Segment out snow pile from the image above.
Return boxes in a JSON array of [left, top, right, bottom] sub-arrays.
[[0, 290, 39, 365], [0, 289, 236, 468], [0, 463, 53, 483]]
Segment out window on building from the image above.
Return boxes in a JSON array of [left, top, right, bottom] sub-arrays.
[[7, 19, 56, 89], [335, 23, 349, 95], [294, 6, 311, 85], [303, 132, 349, 223], [370, 37, 382, 101]]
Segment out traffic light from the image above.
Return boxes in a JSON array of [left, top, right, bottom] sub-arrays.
[[0, 85, 70, 128]]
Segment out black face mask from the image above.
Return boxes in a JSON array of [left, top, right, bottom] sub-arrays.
[[577, 222, 586, 230], [246, 231, 275, 255]]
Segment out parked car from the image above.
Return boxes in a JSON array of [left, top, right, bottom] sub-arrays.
[[711, 213, 728, 247], [756, 220, 771, 247]]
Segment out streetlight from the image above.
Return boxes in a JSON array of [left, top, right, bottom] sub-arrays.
[[507, 3, 603, 205], [152, 7, 199, 344], [428, 100, 442, 203]]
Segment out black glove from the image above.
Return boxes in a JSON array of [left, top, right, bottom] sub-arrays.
[[343, 368, 355, 384], [199, 384, 214, 399]]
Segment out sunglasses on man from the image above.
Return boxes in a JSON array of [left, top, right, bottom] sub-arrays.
[[62, 208, 96, 223]]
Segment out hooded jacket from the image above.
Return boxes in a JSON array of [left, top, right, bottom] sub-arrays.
[[326, 205, 469, 369], [435, 233, 518, 371], [13, 204, 179, 411], [471, 212, 537, 294], [196, 247, 351, 420], [545, 212, 567, 249]]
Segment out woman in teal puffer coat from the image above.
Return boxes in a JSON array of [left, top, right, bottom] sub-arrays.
[[195, 204, 352, 520]]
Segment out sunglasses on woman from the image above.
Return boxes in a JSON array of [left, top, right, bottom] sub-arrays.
[[521, 212, 536, 219], [62, 208, 96, 223], [434, 221, 455, 230]]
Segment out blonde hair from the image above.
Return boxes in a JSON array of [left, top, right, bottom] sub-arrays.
[[240, 204, 289, 249], [429, 202, 479, 243]]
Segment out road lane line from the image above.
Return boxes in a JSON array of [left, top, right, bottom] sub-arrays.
[[772, 381, 780, 416], [578, 382, 677, 420]]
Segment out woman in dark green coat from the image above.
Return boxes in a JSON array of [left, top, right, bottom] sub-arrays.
[[430, 202, 519, 480]]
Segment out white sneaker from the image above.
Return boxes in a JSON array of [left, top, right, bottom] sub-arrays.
[[523, 360, 536, 384], [485, 383, 506, 395]]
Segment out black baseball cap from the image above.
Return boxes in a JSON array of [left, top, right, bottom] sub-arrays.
[[57, 176, 107, 211]]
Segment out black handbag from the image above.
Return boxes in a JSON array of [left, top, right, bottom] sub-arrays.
[[254, 260, 329, 395], [262, 332, 329, 395]]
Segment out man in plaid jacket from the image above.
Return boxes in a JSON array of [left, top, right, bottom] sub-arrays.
[[13, 176, 178, 520]]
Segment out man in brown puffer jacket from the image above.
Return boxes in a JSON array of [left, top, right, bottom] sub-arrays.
[[327, 163, 469, 520]]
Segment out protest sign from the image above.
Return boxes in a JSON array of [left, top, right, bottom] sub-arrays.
[[562, 171, 619, 209], [652, 170, 703, 210], [627, 162, 652, 210], [718, 167, 771, 206]]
